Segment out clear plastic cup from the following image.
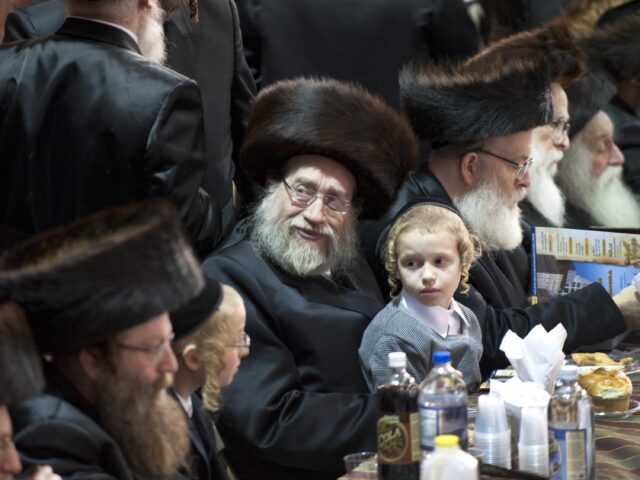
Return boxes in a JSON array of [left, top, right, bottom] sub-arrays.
[[474, 429, 511, 469], [518, 444, 550, 476], [517, 407, 549, 476], [343, 452, 377, 479], [475, 394, 509, 434]]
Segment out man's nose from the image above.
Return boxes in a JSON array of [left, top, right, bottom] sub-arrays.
[[554, 130, 570, 151], [158, 345, 178, 373], [1, 442, 22, 475], [517, 170, 531, 189], [609, 143, 624, 166], [302, 197, 326, 224]]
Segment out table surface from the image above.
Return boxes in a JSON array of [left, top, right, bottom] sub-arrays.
[[339, 369, 640, 479]]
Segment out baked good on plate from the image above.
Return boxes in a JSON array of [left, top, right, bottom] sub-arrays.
[[578, 367, 632, 412], [571, 352, 620, 366]]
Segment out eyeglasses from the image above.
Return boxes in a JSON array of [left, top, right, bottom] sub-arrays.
[[282, 179, 352, 215], [476, 149, 533, 180], [550, 119, 571, 140], [117, 332, 176, 362], [227, 332, 251, 350]]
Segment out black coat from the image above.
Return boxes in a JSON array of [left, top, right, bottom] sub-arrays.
[[201, 222, 383, 480], [519, 198, 559, 228], [0, 18, 221, 254], [359, 166, 627, 377], [236, 0, 479, 110]]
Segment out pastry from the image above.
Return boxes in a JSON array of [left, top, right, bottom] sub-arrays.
[[571, 352, 620, 366], [578, 368, 632, 412]]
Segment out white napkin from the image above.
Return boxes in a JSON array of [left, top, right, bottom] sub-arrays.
[[499, 324, 567, 393]]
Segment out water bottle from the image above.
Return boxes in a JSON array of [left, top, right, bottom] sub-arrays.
[[376, 352, 421, 480], [420, 434, 479, 480], [418, 351, 468, 452], [548, 365, 595, 480]]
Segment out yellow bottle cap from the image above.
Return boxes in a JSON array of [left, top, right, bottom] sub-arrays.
[[434, 435, 459, 447]]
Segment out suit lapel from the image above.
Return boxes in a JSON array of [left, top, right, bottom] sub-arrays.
[[56, 17, 142, 54]]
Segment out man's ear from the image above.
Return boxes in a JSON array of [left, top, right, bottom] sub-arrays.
[[78, 347, 104, 381], [459, 151, 481, 187], [181, 344, 200, 372]]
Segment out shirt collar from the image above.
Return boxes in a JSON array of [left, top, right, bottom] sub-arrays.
[[68, 16, 139, 45], [173, 391, 194, 418], [399, 290, 468, 339]]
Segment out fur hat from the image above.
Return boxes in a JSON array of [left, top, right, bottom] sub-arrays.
[[170, 276, 222, 340], [240, 77, 418, 220], [582, 12, 640, 82], [596, 0, 640, 28], [400, 57, 553, 147], [0, 302, 44, 406], [474, 21, 586, 88], [566, 67, 617, 138], [0, 200, 204, 353]]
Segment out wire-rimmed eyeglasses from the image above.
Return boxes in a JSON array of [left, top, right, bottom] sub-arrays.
[[227, 332, 251, 350], [476, 149, 533, 180], [282, 179, 352, 215], [117, 332, 176, 362]]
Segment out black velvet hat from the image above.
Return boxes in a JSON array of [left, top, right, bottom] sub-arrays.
[[240, 77, 418, 220], [0, 302, 44, 406], [400, 57, 553, 147], [170, 276, 222, 340], [566, 68, 617, 138], [0, 200, 204, 353]]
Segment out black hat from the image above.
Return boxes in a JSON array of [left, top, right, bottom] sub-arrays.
[[596, 0, 640, 28], [400, 57, 553, 147], [240, 77, 418, 220], [566, 68, 617, 138], [170, 276, 222, 340], [0, 200, 204, 353], [0, 302, 44, 406]]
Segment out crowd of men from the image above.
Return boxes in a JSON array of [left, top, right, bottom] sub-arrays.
[[1, 0, 640, 479]]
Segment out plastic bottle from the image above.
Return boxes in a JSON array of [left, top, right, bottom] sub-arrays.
[[420, 434, 479, 480], [418, 351, 468, 452], [548, 365, 595, 480], [376, 352, 421, 480]]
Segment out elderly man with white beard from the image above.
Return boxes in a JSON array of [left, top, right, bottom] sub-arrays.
[[0, 0, 222, 256], [360, 46, 640, 379], [556, 68, 640, 229], [201, 78, 416, 480]]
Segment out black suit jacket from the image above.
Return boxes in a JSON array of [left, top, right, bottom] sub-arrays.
[[0, 18, 221, 254]]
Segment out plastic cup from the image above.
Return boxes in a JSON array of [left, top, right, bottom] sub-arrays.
[[475, 394, 509, 434], [517, 407, 549, 476], [343, 452, 377, 478], [474, 429, 512, 469], [518, 444, 550, 476]]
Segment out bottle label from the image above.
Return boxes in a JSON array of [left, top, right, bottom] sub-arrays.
[[550, 428, 587, 480], [376, 413, 421, 464], [419, 405, 467, 451]]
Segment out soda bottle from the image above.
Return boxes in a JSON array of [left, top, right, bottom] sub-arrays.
[[418, 350, 468, 452], [548, 365, 595, 480], [376, 352, 421, 480]]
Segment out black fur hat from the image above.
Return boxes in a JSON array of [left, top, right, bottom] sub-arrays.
[[0, 302, 44, 406], [0, 200, 204, 353], [566, 67, 617, 138], [240, 77, 418, 220], [400, 57, 553, 147]]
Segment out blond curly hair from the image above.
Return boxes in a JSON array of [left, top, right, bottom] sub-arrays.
[[383, 204, 479, 298]]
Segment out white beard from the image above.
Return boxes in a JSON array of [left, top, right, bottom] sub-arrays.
[[138, 0, 167, 64], [453, 175, 525, 252], [526, 140, 566, 226], [558, 139, 640, 228]]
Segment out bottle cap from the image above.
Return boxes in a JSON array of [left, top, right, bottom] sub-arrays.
[[435, 435, 459, 448], [432, 351, 451, 364], [559, 365, 578, 381], [388, 352, 407, 368]]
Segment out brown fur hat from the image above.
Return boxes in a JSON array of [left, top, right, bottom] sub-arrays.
[[0, 200, 204, 353], [0, 302, 44, 406], [582, 12, 640, 82], [240, 77, 418, 220], [566, 67, 617, 137], [474, 20, 587, 88], [400, 57, 553, 147]]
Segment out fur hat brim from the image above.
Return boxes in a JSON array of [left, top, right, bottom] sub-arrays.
[[566, 67, 617, 138], [0, 200, 204, 353], [400, 57, 553, 147], [240, 78, 418, 220]]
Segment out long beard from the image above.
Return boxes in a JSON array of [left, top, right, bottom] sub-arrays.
[[249, 185, 359, 277], [454, 175, 525, 252], [558, 141, 640, 228], [526, 142, 566, 226], [96, 371, 190, 476], [138, 0, 167, 64]]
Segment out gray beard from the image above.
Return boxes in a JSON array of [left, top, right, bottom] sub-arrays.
[[249, 185, 359, 278], [558, 140, 640, 228], [526, 145, 566, 226], [138, 0, 167, 64]]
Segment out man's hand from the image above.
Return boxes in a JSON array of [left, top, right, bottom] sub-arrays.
[[613, 285, 640, 330], [31, 466, 61, 480]]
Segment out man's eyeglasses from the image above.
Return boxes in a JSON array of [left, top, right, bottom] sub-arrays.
[[227, 332, 251, 350], [476, 149, 533, 180], [550, 120, 571, 140], [283, 179, 352, 215], [117, 332, 176, 362]]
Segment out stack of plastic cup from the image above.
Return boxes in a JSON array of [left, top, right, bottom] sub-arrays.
[[518, 406, 549, 476], [473, 394, 511, 469]]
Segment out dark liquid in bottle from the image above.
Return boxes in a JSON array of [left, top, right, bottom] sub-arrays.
[[377, 383, 421, 480]]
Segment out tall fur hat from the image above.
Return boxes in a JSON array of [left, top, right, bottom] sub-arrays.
[[0, 200, 204, 353], [240, 77, 418, 220], [473, 20, 587, 88], [0, 302, 44, 406], [400, 57, 553, 147], [566, 67, 617, 138], [582, 12, 640, 82]]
